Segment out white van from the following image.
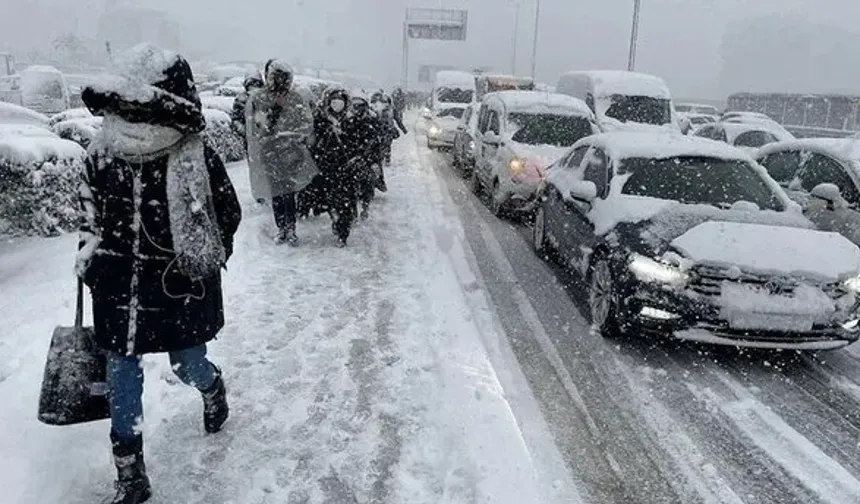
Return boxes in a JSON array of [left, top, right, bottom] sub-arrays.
[[556, 70, 679, 133], [431, 70, 476, 110], [19, 65, 71, 115]]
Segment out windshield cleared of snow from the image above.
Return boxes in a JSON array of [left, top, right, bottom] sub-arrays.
[[508, 113, 593, 147], [604, 95, 672, 125], [620, 156, 785, 211]]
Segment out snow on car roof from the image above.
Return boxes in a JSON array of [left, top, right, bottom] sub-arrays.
[[435, 70, 476, 89], [561, 70, 671, 99], [720, 121, 780, 141], [487, 91, 593, 117], [574, 131, 751, 162], [757, 138, 860, 162], [20, 65, 63, 75], [0, 102, 50, 126]]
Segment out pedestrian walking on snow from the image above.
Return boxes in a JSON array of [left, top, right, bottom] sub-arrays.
[[343, 91, 384, 220], [371, 90, 400, 168], [311, 87, 357, 246], [77, 43, 242, 504], [391, 87, 409, 135], [245, 59, 318, 245], [231, 70, 265, 151]]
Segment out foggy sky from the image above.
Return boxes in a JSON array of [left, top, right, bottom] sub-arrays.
[[2, 0, 859, 99]]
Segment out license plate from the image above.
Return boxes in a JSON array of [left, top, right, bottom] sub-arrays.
[[727, 312, 813, 332]]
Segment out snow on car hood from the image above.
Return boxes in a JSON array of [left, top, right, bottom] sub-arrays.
[[508, 141, 568, 168], [671, 220, 860, 281]]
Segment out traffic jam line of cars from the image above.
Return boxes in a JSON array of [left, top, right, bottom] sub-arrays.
[[422, 69, 860, 351]]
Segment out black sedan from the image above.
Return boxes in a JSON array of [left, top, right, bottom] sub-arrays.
[[532, 132, 860, 350]]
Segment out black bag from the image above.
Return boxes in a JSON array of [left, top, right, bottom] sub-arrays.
[[37, 279, 110, 425]]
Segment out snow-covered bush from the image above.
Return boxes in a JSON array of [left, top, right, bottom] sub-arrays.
[[0, 102, 50, 127], [201, 95, 235, 115], [0, 136, 86, 236], [203, 108, 244, 162], [52, 116, 103, 150]]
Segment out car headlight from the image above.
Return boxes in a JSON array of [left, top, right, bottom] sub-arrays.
[[842, 276, 860, 293], [468, 139, 475, 151], [509, 157, 526, 176], [429, 125, 441, 136], [628, 253, 688, 287]]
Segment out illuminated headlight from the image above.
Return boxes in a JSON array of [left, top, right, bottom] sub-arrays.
[[509, 157, 526, 176], [628, 253, 688, 287], [468, 139, 475, 151], [843, 276, 860, 293], [429, 125, 441, 136]]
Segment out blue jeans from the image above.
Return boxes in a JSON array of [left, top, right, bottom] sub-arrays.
[[107, 345, 217, 439]]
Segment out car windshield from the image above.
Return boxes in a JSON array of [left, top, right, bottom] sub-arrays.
[[508, 112, 593, 147], [437, 108, 465, 119], [436, 87, 474, 104], [604, 94, 672, 125], [620, 156, 784, 211]]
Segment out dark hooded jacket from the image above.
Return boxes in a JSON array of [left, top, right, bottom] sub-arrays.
[[78, 46, 241, 355]]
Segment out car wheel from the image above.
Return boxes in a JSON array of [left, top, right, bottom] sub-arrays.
[[470, 169, 483, 196], [533, 200, 552, 257], [589, 256, 623, 339], [490, 180, 505, 217]]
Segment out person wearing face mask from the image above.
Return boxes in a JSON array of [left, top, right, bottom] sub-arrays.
[[245, 59, 317, 245], [370, 90, 399, 170], [310, 87, 358, 246], [231, 70, 264, 152], [342, 91, 384, 220], [77, 43, 241, 504]]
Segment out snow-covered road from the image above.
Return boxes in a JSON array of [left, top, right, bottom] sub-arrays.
[[0, 132, 581, 503], [426, 128, 860, 504]]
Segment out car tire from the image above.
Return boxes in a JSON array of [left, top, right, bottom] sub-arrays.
[[588, 255, 624, 339], [470, 169, 483, 196], [533, 199, 552, 258], [490, 179, 505, 217]]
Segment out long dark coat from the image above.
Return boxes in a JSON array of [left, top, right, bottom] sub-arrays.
[[79, 139, 241, 355]]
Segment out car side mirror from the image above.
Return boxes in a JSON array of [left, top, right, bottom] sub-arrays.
[[568, 180, 598, 203], [811, 183, 848, 211]]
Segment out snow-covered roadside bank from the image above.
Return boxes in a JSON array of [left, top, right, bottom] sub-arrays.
[[0, 133, 573, 503]]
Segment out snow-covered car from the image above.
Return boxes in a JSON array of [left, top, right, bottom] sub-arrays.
[[675, 102, 719, 117], [533, 131, 860, 350], [18, 65, 71, 115], [451, 103, 480, 175], [756, 139, 860, 247], [677, 112, 715, 135], [693, 121, 785, 155], [426, 106, 467, 150], [471, 91, 598, 216], [556, 70, 680, 133]]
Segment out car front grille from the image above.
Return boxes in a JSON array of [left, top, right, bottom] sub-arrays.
[[689, 264, 842, 299]]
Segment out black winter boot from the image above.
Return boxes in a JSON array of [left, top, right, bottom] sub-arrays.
[[110, 432, 152, 504], [202, 367, 229, 434]]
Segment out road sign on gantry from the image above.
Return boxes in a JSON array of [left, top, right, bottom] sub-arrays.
[[405, 8, 469, 41]]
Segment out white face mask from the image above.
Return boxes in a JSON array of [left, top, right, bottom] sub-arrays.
[[330, 99, 345, 113]]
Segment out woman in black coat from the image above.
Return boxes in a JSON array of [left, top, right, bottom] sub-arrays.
[[311, 87, 356, 246], [342, 93, 385, 220], [76, 44, 241, 504]]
